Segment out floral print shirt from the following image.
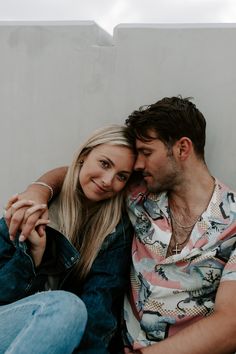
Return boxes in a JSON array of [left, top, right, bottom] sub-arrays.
[[123, 179, 236, 349]]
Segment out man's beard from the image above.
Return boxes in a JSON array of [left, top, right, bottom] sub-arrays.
[[146, 175, 177, 193], [145, 163, 181, 194]]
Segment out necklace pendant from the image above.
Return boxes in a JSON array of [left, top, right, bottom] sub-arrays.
[[172, 243, 181, 255]]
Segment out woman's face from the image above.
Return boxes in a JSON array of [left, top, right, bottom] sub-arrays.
[[79, 144, 135, 202]]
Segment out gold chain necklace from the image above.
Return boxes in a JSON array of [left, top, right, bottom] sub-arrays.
[[169, 208, 200, 229], [169, 209, 200, 255], [170, 227, 193, 255]]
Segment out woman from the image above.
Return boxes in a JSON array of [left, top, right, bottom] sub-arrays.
[[0, 125, 135, 354]]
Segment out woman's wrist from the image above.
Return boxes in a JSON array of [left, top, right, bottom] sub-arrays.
[[30, 249, 44, 268]]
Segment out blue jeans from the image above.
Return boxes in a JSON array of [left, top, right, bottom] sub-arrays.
[[0, 290, 87, 354]]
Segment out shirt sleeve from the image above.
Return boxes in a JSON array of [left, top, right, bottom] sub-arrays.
[[220, 233, 236, 282]]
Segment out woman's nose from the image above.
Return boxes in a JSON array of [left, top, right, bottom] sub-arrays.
[[101, 172, 114, 187]]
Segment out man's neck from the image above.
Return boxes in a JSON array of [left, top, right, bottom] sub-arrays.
[[168, 165, 215, 218]]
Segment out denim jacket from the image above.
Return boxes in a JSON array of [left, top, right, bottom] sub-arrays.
[[0, 213, 133, 354]]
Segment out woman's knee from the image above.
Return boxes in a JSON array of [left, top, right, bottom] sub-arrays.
[[52, 291, 87, 330], [55, 291, 87, 325], [29, 290, 87, 332], [0, 291, 87, 353]]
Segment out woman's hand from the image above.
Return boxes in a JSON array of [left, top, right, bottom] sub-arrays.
[[4, 184, 50, 241], [27, 219, 48, 267]]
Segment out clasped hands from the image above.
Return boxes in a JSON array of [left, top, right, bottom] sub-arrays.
[[3, 193, 50, 267]]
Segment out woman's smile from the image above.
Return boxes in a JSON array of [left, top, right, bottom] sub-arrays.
[[91, 179, 111, 194], [79, 144, 135, 202]]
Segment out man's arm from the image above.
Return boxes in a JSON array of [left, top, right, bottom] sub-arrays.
[[140, 280, 236, 354], [5, 166, 68, 240]]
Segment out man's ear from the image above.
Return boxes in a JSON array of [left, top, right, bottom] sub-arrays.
[[174, 137, 192, 160]]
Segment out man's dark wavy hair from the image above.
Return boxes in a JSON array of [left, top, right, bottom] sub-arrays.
[[125, 96, 206, 159]]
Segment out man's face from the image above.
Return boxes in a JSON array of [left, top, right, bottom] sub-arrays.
[[134, 130, 181, 193]]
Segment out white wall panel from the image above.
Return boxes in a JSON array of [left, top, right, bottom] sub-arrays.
[[0, 22, 235, 209]]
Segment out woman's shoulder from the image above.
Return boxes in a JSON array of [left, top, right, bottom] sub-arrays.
[[99, 212, 133, 252]]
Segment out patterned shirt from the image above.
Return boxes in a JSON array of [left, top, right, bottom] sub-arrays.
[[123, 178, 236, 349]]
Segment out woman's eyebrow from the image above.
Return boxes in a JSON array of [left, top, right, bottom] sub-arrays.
[[100, 155, 114, 166], [101, 155, 132, 174]]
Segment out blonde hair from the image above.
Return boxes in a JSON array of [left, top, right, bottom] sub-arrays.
[[57, 125, 134, 279]]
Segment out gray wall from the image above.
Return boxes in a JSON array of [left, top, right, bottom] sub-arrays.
[[0, 21, 235, 209]]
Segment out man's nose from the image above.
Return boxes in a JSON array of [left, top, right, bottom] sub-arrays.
[[134, 155, 145, 171]]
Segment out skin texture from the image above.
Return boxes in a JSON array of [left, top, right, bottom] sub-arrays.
[[27, 220, 48, 267], [4, 166, 68, 239], [134, 135, 182, 193], [79, 144, 134, 202]]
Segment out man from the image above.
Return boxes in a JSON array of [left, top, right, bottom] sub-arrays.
[[5, 97, 236, 353], [122, 96, 236, 353]]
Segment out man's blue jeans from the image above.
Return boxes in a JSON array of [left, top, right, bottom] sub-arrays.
[[0, 290, 87, 354]]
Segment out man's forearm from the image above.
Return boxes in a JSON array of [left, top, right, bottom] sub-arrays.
[[36, 166, 68, 197], [141, 309, 236, 354], [4, 166, 68, 239]]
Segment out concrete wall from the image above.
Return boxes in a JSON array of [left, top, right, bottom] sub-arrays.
[[0, 21, 235, 209]]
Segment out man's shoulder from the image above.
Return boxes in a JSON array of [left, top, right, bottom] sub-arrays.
[[213, 178, 236, 221], [215, 178, 236, 198]]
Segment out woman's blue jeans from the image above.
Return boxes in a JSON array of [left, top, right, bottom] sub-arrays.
[[0, 290, 87, 354]]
